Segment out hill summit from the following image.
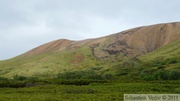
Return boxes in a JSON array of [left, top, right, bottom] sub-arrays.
[[24, 22, 180, 58]]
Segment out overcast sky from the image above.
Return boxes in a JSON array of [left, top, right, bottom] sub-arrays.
[[0, 0, 180, 60]]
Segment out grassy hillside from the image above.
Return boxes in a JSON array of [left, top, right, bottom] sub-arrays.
[[139, 40, 180, 70], [0, 22, 180, 79], [0, 40, 179, 80], [0, 46, 117, 78], [140, 40, 180, 62]]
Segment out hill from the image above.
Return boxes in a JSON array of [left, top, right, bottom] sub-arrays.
[[0, 22, 180, 78]]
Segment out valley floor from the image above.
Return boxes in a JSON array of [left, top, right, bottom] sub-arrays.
[[0, 81, 179, 101]]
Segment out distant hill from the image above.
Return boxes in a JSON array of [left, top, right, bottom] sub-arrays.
[[0, 22, 180, 78]]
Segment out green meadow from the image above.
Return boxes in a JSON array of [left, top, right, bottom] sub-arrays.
[[0, 80, 179, 101]]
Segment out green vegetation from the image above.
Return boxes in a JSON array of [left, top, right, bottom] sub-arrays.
[[140, 69, 180, 80], [0, 36, 179, 100], [0, 40, 179, 78], [0, 76, 179, 100], [57, 68, 113, 80]]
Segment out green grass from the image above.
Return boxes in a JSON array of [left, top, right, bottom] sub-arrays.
[[0, 46, 122, 78], [140, 40, 180, 62], [0, 81, 179, 101], [0, 46, 99, 77]]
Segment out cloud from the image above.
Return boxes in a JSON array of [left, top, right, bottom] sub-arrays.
[[0, 0, 180, 60]]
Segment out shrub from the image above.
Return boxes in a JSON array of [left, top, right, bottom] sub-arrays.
[[25, 83, 37, 87], [13, 75, 27, 81], [157, 65, 165, 69], [154, 70, 169, 80], [116, 68, 129, 76], [140, 69, 180, 81], [144, 75, 156, 81], [169, 59, 177, 64], [26, 77, 39, 83], [151, 60, 166, 67], [57, 79, 108, 85], [64, 88, 97, 94], [168, 70, 180, 80], [8, 81, 26, 88], [0, 77, 8, 81], [0, 81, 8, 87], [57, 69, 104, 80], [103, 74, 113, 79], [57, 79, 90, 85], [0, 81, 26, 88]]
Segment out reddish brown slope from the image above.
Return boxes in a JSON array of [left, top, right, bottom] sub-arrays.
[[24, 39, 74, 56]]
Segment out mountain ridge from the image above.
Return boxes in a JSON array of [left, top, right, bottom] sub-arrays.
[[0, 22, 180, 77], [23, 22, 180, 58]]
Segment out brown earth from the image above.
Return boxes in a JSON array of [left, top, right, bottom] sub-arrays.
[[71, 53, 84, 64], [24, 39, 73, 56]]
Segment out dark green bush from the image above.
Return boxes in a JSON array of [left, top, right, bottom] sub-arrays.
[[150, 59, 167, 67], [13, 75, 27, 81], [57, 69, 104, 80], [140, 69, 180, 80], [8, 81, 26, 88], [103, 74, 113, 79], [143, 75, 156, 81], [169, 59, 177, 64], [0, 81, 8, 87], [168, 70, 180, 80], [58, 79, 90, 85], [0, 77, 8, 81], [154, 70, 169, 80], [64, 88, 97, 94], [57, 79, 108, 85], [0, 81, 26, 88], [116, 68, 129, 76], [141, 68, 156, 74], [25, 77, 39, 83], [157, 65, 165, 69]]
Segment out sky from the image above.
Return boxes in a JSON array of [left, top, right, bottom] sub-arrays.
[[0, 0, 180, 60]]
